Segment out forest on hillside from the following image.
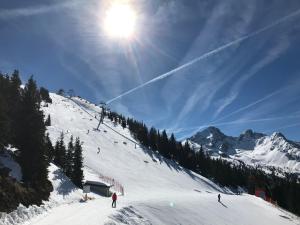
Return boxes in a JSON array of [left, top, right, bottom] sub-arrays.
[[106, 111, 300, 216], [0, 71, 83, 213]]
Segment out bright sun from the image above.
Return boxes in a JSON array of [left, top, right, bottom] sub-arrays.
[[104, 3, 137, 39]]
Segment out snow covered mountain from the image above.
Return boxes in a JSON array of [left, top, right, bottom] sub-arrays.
[[188, 127, 300, 174], [1, 94, 299, 225]]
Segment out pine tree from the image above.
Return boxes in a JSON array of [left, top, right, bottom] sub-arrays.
[[57, 89, 65, 96], [168, 133, 177, 159], [159, 130, 169, 158], [148, 127, 157, 150], [0, 95, 10, 148], [40, 87, 52, 103], [44, 133, 54, 163], [17, 76, 48, 188], [8, 70, 22, 145], [45, 115, 51, 126], [121, 119, 126, 129], [53, 132, 67, 170], [72, 137, 83, 188], [66, 136, 74, 178]]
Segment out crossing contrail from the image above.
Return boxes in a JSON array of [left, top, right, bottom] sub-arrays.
[[171, 114, 300, 134], [106, 9, 300, 105]]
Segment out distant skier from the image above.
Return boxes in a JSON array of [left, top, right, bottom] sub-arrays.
[[97, 147, 100, 154], [87, 129, 89, 134], [218, 194, 221, 202], [112, 192, 117, 208]]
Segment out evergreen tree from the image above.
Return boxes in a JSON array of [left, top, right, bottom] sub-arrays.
[[66, 136, 74, 178], [8, 70, 22, 145], [57, 89, 65, 96], [45, 115, 51, 126], [44, 133, 54, 163], [121, 119, 126, 129], [168, 133, 177, 159], [159, 130, 169, 158], [17, 76, 48, 188], [72, 137, 83, 188], [0, 95, 9, 148], [40, 87, 52, 103], [148, 127, 157, 150], [53, 132, 67, 170]]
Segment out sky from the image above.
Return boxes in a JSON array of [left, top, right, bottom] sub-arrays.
[[1, 0, 300, 141]]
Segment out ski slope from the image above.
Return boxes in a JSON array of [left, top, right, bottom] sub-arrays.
[[7, 93, 298, 225]]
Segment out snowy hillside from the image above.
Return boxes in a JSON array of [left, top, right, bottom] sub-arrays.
[[188, 127, 300, 174], [1, 93, 299, 225]]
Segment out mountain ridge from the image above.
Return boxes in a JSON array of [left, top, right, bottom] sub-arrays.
[[187, 126, 300, 174]]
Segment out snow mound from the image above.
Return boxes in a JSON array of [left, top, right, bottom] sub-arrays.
[[0, 164, 84, 225]]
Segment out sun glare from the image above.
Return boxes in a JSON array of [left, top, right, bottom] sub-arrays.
[[104, 3, 137, 39]]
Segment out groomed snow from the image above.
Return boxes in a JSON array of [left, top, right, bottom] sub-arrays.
[[1, 93, 298, 225]]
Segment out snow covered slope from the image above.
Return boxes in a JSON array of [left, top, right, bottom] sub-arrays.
[[188, 127, 300, 174], [3, 93, 297, 225]]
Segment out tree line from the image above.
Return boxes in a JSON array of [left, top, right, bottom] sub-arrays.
[[0, 70, 53, 211], [106, 111, 300, 216], [0, 71, 84, 212], [51, 133, 84, 188]]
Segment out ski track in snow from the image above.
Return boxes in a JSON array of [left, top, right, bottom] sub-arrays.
[[1, 93, 299, 225]]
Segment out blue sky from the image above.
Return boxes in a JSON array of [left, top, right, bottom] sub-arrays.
[[1, 0, 300, 141]]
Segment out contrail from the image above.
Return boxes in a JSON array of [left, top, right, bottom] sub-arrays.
[[106, 8, 300, 105], [171, 114, 300, 134], [211, 89, 283, 123]]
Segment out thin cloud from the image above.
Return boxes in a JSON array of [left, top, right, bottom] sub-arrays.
[[105, 7, 300, 105], [265, 122, 300, 134], [213, 35, 291, 119], [0, 1, 80, 20], [171, 114, 300, 135], [212, 89, 284, 124]]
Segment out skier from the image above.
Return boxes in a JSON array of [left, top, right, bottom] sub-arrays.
[[218, 194, 221, 202], [112, 192, 117, 208], [97, 147, 100, 154], [87, 129, 89, 134]]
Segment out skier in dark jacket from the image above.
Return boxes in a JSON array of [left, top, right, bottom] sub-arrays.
[[112, 192, 117, 208], [218, 194, 221, 202]]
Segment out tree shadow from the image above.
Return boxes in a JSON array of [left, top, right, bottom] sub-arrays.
[[53, 169, 77, 197], [138, 146, 227, 193], [140, 146, 229, 193]]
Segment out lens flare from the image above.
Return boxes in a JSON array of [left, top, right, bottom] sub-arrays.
[[104, 3, 136, 39]]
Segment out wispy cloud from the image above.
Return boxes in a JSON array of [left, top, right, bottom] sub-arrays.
[[169, 75, 300, 138], [213, 33, 291, 119], [235, 76, 300, 121], [266, 122, 300, 134], [0, 1, 80, 20], [171, 114, 300, 135]]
